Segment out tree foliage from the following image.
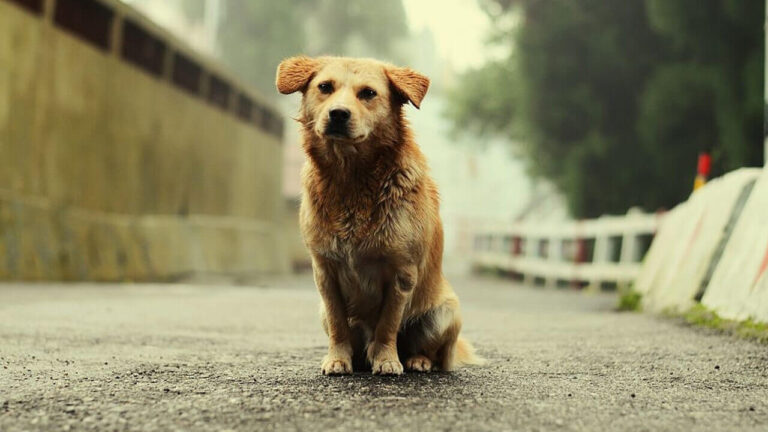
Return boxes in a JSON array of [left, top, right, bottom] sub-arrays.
[[178, 0, 409, 98], [448, 0, 765, 217], [307, 0, 409, 59], [216, 1, 311, 98]]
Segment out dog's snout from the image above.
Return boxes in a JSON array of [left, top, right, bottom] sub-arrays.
[[324, 107, 352, 138], [329, 108, 351, 124]]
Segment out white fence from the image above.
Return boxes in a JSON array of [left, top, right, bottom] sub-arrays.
[[472, 210, 663, 290], [473, 166, 768, 324]]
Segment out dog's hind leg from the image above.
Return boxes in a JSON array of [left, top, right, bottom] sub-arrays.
[[398, 300, 461, 372]]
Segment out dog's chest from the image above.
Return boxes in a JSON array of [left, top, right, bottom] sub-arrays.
[[303, 185, 404, 259], [304, 196, 397, 310], [335, 254, 391, 314], [308, 203, 390, 260]]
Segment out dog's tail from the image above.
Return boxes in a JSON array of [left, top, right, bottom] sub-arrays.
[[454, 336, 486, 367]]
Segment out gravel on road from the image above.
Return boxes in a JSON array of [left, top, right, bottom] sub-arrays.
[[1, 275, 767, 431]]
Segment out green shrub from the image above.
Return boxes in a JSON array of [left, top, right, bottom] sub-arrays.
[[617, 290, 642, 312], [683, 304, 768, 344]]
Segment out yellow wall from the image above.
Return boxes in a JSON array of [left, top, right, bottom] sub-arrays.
[[0, 1, 288, 280]]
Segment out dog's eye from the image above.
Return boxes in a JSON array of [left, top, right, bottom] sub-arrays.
[[358, 88, 377, 100], [318, 82, 334, 94]]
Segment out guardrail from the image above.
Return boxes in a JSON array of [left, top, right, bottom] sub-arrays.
[[472, 210, 663, 290], [633, 168, 765, 316]]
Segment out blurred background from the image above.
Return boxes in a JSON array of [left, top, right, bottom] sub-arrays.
[[0, 0, 764, 282]]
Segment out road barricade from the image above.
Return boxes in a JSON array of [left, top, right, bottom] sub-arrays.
[[702, 166, 768, 322], [638, 169, 761, 312]]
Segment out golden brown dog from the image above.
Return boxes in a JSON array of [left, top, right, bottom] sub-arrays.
[[276, 56, 482, 375]]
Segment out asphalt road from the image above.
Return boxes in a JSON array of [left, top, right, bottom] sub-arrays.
[[1, 275, 767, 431]]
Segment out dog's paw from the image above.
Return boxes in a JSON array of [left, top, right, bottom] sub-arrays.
[[405, 355, 432, 372], [372, 359, 403, 376], [321, 356, 352, 376]]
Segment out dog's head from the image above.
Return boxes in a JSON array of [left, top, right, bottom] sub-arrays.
[[276, 56, 429, 145]]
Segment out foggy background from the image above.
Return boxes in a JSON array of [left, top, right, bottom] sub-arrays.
[[122, 0, 762, 274], [3, 2, 768, 428], [122, 0, 554, 274], [1, 0, 763, 279]]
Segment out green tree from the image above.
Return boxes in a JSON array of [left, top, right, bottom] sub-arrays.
[[217, 1, 311, 98], [643, 0, 764, 171], [213, 0, 408, 98], [448, 0, 764, 218], [308, 0, 409, 61]]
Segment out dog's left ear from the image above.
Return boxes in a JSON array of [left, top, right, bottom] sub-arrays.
[[386, 67, 430, 109], [276, 56, 320, 94]]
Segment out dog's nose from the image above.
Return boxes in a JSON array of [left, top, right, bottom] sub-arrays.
[[329, 108, 351, 124]]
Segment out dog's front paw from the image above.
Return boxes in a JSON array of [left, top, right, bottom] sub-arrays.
[[367, 342, 403, 375], [321, 355, 352, 375], [372, 358, 403, 375], [405, 355, 432, 372]]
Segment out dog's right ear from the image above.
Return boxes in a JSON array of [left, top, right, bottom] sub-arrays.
[[276, 56, 320, 94]]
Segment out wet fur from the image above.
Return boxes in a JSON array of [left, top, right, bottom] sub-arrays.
[[276, 56, 483, 375]]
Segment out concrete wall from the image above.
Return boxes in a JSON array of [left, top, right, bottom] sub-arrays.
[[0, 0, 288, 280], [282, 199, 312, 272]]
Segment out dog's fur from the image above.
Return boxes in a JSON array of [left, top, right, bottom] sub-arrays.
[[276, 56, 482, 375]]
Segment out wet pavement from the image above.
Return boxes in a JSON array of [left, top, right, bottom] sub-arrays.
[[1, 275, 767, 431]]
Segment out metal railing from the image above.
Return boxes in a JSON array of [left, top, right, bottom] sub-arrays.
[[472, 210, 663, 290]]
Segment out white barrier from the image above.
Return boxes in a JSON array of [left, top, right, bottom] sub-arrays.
[[473, 165, 768, 324], [702, 166, 768, 322], [472, 210, 662, 289], [636, 169, 762, 312]]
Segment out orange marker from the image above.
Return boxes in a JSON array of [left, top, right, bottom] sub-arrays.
[[693, 152, 711, 191]]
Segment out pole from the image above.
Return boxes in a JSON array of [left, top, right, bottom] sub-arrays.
[[203, 0, 221, 53]]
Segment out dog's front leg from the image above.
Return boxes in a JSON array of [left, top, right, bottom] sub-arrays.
[[313, 256, 353, 375], [367, 265, 417, 375]]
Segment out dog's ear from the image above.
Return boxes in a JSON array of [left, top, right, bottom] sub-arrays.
[[385, 67, 430, 109], [276, 56, 320, 94]]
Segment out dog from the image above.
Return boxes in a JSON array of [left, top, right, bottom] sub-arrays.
[[276, 56, 482, 375]]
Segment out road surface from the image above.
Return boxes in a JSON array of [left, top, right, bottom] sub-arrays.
[[1, 275, 766, 431]]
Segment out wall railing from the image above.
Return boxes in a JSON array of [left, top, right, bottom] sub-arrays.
[[4, 0, 283, 138]]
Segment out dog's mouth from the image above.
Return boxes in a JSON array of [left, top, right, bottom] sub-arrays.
[[323, 125, 351, 139], [322, 126, 367, 143], [315, 116, 368, 143]]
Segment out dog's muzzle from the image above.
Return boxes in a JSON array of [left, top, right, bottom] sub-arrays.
[[324, 108, 351, 138]]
